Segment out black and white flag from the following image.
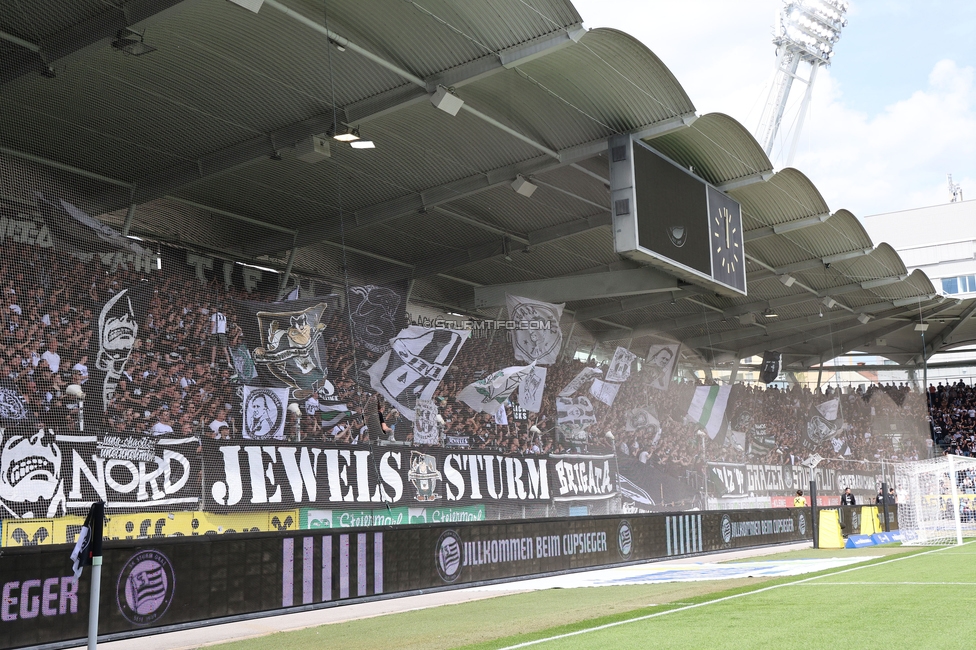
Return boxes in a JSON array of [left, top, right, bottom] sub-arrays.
[[625, 407, 660, 433], [589, 378, 620, 407], [760, 351, 781, 384], [556, 395, 597, 427], [89, 284, 150, 428], [368, 326, 468, 421], [413, 399, 440, 445], [605, 347, 637, 383], [559, 367, 602, 397], [70, 501, 104, 578], [644, 343, 679, 391], [241, 386, 289, 440], [506, 294, 564, 365], [518, 365, 547, 413], [347, 281, 408, 355]]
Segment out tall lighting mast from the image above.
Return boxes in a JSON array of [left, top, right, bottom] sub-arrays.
[[756, 0, 849, 165]]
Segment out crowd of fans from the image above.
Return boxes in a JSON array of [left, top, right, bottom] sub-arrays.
[[928, 380, 976, 456], [0, 229, 941, 484]]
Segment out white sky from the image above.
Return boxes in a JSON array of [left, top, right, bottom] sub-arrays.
[[571, 0, 976, 219]]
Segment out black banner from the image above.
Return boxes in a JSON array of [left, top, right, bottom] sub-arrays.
[[0, 508, 810, 649], [0, 431, 202, 520], [706, 462, 877, 498], [202, 441, 583, 512]]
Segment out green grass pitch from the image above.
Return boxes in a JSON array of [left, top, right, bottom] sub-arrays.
[[208, 543, 976, 650]]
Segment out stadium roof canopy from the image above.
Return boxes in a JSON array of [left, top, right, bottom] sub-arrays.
[[2, 0, 973, 372]]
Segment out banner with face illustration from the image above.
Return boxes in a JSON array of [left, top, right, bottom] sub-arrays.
[[88, 284, 151, 429], [241, 386, 290, 440], [1, 423, 200, 518], [644, 343, 679, 391], [237, 296, 343, 406]]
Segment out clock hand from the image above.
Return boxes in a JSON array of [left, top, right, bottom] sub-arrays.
[[725, 213, 730, 248]]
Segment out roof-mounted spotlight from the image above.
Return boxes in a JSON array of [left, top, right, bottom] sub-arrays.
[[512, 175, 537, 198], [779, 274, 796, 287], [330, 125, 360, 142], [822, 296, 837, 309], [914, 323, 930, 332], [350, 138, 375, 149], [764, 308, 778, 318], [112, 28, 156, 56], [431, 85, 464, 116], [857, 313, 871, 325]]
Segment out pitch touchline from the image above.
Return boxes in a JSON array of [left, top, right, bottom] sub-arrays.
[[495, 543, 972, 650], [798, 581, 976, 586]]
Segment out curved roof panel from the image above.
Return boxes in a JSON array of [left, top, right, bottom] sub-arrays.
[[649, 112, 772, 187], [733, 167, 830, 231]]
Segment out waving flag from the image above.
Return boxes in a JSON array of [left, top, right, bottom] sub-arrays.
[[686, 385, 731, 440]]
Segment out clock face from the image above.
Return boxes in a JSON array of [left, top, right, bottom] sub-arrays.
[[713, 206, 740, 274], [707, 187, 746, 293]]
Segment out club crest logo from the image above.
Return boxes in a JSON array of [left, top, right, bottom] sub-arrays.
[[436, 529, 463, 583], [116, 549, 175, 626], [253, 303, 329, 399], [617, 520, 633, 560], [509, 299, 562, 364], [798, 512, 807, 536], [721, 514, 733, 545], [667, 225, 687, 247], [408, 451, 442, 502], [0, 387, 28, 422]]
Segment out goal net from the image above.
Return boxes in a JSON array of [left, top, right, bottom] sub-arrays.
[[895, 454, 976, 546]]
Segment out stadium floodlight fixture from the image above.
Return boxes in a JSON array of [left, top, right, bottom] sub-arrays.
[[350, 138, 375, 149], [915, 323, 930, 332], [779, 274, 796, 287], [822, 296, 837, 309], [331, 125, 360, 142], [857, 313, 871, 325]]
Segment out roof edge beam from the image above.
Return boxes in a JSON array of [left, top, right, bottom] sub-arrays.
[[717, 170, 774, 192], [744, 212, 831, 242], [473, 267, 677, 308]]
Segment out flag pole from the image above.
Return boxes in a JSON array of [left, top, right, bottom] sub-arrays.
[[71, 501, 104, 650], [88, 555, 102, 650]]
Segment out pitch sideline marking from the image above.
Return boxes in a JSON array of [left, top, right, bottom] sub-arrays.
[[798, 581, 976, 586], [496, 542, 972, 650]]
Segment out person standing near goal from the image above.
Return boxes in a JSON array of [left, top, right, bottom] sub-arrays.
[[794, 489, 807, 508], [841, 487, 856, 505]]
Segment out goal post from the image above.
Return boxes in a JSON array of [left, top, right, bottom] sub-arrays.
[[895, 454, 976, 546]]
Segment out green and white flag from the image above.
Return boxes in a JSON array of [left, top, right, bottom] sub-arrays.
[[457, 363, 535, 414], [686, 385, 731, 440]]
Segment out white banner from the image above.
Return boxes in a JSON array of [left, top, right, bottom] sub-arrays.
[[518, 365, 547, 413], [589, 378, 620, 407], [413, 399, 440, 445], [506, 294, 564, 365], [241, 386, 290, 440], [605, 346, 637, 383], [558, 367, 602, 397]]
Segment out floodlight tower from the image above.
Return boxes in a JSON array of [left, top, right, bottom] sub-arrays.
[[756, 0, 849, 165]]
